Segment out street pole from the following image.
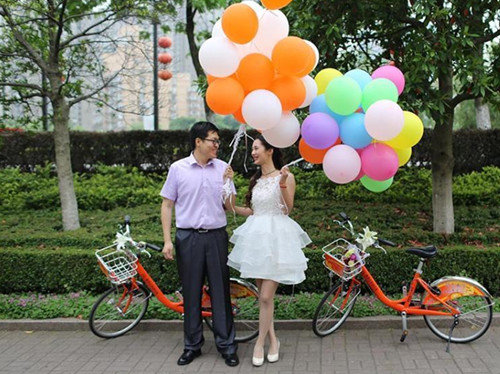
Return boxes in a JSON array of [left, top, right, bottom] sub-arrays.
[[41, 70, 48, 131], [153, 16, 159, 131]]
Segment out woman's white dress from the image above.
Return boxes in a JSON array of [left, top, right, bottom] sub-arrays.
[[227, 175, 311, 285]]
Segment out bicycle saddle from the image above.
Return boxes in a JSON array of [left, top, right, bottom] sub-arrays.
[[406, 245, 438, 259]]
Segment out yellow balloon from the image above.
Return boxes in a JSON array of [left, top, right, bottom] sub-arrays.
[[394, 147, 412, 166], [385, 111, 424, 148], [314, 68, 342, 95]]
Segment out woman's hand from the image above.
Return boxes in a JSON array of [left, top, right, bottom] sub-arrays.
[[279, 166, 290, 186], [224, 165, 234, 180]]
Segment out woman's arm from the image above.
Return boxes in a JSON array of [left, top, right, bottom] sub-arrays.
[[279, 167, 295, 214]]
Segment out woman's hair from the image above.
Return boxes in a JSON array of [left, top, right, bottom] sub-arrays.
[[245, 135, 284, 207]]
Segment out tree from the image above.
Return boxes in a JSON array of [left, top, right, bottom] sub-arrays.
[[289, 0, 500, 233], [0, 0, 166, 230]]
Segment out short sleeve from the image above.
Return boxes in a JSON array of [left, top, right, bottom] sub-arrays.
[[160, 165, 178, 201]]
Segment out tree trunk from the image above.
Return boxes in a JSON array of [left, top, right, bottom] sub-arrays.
[[52, 96, 80, 230], [431, 61, 455, 234], [475, 97, 491, 130]]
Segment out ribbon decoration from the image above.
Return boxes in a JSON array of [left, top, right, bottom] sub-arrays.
[[222, 124, 250, 203]]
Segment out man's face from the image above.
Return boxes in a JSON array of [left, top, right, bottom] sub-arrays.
[[197, 130, 220, 159]]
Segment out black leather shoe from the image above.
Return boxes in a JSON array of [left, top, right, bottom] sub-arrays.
[[177, 349, 201, 365], [222, 353, 239, 367]]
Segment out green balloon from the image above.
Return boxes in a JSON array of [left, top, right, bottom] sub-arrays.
[[325, 76, 362, 116], [361, 78, 398, 111], [360, 175, 394, 192]]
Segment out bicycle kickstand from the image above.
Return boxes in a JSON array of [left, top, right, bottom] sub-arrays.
[[445, 315, 459, 353], [400, 312, 409, 342]]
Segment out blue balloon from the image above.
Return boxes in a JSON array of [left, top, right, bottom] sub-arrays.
[[339, 113, 372, 149], [345, 69, 372, 90], [309, 94, 346, 125]]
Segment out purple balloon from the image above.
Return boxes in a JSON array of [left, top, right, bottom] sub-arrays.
[[301, 112, 339, 150], [361, 143, 399, 181]]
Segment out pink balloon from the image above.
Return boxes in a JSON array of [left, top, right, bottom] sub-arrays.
[[361, 143, 399, 181], [372, 65, 405, 95], [323, 145, 361, 184], [365, 100, 404, 141]]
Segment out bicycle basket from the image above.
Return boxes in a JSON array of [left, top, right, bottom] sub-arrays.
[[322, 238, 368, 280], [95, 244, 138, 284]]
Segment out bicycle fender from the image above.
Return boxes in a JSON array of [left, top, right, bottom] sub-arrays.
[[422, 276, 492, 306]]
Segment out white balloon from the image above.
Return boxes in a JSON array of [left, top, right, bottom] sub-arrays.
[[263, 112, 301, 148], [299, 75, 318, 108], [323, 145, 361, 184], [211, 20, 226, 38], [199, 37, 240, 77], [304, 40, 319, 69], [235, 42, 259, 59], [242, 1, 264, 17], [242, 90, 282, 131], [253, 10, 289, 58], [365, 100, 404, 141]]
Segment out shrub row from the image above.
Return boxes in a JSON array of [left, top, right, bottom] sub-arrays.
[[0, 246, 498, 296], [1, 164, 499, 213], [1, 129, 499, 175]]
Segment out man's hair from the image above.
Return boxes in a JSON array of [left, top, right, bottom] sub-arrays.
[[189, 121, 219, 151]]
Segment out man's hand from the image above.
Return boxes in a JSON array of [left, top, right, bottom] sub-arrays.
[[224, 165, 234, 180], [162, 242, 174, 260]]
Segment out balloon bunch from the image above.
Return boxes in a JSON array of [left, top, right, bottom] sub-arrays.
[[199, 0, 319, 148], [300, 65, 424, 192]]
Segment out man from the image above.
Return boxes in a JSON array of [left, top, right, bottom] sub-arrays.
[[160, 122, 238, 367]]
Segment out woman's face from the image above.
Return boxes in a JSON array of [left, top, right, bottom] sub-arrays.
[[251, 139, 273, 166]]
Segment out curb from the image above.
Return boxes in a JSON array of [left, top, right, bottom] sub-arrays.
[[1, 314, 499, 332]]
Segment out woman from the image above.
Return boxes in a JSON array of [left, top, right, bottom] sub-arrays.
[[224, 135, 311, 366]]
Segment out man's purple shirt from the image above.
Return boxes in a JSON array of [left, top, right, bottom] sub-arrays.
[[160, 153, 236, 229]]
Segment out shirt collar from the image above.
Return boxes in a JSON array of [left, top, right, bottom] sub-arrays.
[[188, 153, 214, 167]]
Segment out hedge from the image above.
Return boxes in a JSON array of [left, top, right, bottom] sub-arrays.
[[1, 128, 499, 175], [1, 246, 498, 296]]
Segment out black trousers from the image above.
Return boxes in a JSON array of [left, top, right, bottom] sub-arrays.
[[175, 228, 236, 354]]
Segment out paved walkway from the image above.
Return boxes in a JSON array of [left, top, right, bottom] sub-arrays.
[[0, 327, 498, 373]]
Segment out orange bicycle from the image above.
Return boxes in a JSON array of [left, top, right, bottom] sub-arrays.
[[312, 212, 494, 350], [89, 216, 259, 341]]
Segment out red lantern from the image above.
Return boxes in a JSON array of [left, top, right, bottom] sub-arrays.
[[158, 36, 172, 48], [158, 70, 172, 81], [158, 53, 172, 64]]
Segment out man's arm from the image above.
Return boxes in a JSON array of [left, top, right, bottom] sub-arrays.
[[161, 198, 175, 260]]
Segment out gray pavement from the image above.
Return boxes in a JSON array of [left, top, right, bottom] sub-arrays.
[[0, 326, 498, 373]]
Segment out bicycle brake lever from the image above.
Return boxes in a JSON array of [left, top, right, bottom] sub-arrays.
[[374, 243, 387, 254], [137, 242, 152, 258]]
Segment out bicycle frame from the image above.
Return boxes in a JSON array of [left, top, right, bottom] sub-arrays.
[[345, 265, 461, 316]]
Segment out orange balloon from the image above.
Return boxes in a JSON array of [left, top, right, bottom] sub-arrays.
[[222, 4, 258, 44], [272, 37, 311, 76], [296, 44, 316, 77], [262, 0, 292, 10], [206, 78, 244, 115], [236, 53, 275, 92], [269, 76, 306, 111], [299, 138, 331, 164], [206, 74, 216, 84], [233, 108, 245, 123]]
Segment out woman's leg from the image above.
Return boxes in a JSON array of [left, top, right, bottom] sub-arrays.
[[253, 279, 279, 358]]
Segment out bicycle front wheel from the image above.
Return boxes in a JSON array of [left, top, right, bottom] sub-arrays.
[[423, 277, 493, 343], [204, 278, 259, 343], [312, 279, 359, 337], [89, 281, 150, 339]]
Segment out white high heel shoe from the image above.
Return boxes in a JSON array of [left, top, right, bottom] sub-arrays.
[[252, 346, 264, 367], [267, 340, 280, 363]]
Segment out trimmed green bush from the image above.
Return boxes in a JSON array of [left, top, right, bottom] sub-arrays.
[[0, 246, 498, 295]]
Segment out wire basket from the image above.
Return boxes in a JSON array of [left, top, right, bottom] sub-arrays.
[[322, 238, 368, 280], [96, 244, 138, 284]]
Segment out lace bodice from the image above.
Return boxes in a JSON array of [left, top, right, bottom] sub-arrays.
[[251, 175, 286, 216]]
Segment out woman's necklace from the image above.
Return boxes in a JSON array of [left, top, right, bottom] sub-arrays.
[[261, 168, 277, 176]]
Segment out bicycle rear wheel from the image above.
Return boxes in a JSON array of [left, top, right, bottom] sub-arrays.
[[204, 278, 259, 343], [89, 281, 150, 338], [423, 277, 493, 343], [312, 279, 359, 337]]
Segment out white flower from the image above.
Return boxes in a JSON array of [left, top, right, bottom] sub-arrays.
[[115, 232, 128, 250], [355, 226, 378, 251]]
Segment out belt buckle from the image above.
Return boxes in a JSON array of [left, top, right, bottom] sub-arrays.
[[197, 228, 208, 233]]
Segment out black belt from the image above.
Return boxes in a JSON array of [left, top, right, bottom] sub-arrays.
[[178, 227, 226, 234]]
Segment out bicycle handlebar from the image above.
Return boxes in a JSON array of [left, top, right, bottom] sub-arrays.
[[378, 238, 397, 247], [146, 243, 162, 252]]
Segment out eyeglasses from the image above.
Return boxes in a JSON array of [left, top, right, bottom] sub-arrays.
[[203, 138, 221, 146]]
